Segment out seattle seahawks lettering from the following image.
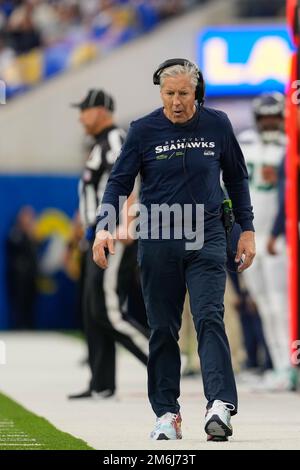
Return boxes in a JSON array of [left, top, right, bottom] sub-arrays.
[[155, 138, 216, 154]]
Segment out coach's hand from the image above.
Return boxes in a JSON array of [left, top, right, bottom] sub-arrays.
[[93, 230, 115, 269], [235, 230, 256, 273]]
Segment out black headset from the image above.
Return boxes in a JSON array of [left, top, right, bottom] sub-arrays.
[[153, 58, 205, 105]]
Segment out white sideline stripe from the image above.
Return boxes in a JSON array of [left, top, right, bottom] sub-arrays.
[[0, 420, 42, 447], [0, 443, 43, 447], [0, 440, 39, 442]]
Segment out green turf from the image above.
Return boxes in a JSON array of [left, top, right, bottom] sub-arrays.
[[0, 392, 94, 450]]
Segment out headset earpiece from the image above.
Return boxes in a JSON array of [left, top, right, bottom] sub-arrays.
[[153, 58, 205, 105]]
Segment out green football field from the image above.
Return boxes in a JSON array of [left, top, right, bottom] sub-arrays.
[[0, 392, 94, 450]]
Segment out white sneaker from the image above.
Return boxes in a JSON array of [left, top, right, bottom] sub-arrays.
[[204, 400, 234, 441], [150, 412, 182, 440]]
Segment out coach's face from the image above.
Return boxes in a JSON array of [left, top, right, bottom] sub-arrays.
[[160, 74, 196, 124]]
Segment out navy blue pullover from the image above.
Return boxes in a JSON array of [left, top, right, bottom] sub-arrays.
[[96, 106, 254, 236]]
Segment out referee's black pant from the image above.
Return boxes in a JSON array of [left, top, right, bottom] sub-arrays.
[[83, 239, 148, 393]]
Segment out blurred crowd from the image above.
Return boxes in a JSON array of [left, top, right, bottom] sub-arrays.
[[0, 0, 286, 96], [0, 0, 204, 97], [0, 0, 287, 60], [0, 0, 199, 56]]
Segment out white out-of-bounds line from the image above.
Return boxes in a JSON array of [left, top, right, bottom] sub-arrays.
[[0, 443, 43, 447], [0, 420, 43, 448]]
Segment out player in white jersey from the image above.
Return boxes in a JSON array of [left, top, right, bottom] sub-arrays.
[[238, 92, 292, 390]]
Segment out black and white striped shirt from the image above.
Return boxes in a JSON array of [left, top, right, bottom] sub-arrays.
[[79, 125, 126, 228]]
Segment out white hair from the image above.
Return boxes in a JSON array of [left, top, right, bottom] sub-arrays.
[[159, 62, 198, 89]]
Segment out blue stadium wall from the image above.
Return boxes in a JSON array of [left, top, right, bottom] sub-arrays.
[[0, 174, 80, 330]]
